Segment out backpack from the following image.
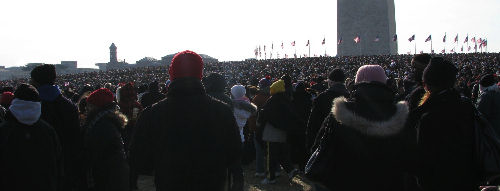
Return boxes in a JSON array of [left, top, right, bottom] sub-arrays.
[[473, 108, 500, 184]]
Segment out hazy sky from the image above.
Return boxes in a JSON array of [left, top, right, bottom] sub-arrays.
[[0, 0, 498, 68]]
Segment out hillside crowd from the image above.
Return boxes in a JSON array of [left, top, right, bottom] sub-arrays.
[[0, 51, 499, 191]]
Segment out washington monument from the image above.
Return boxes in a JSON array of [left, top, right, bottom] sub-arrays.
[[337, 0, 398, 56]]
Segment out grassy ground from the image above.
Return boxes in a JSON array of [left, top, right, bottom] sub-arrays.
[[137, 163, 313, 191]]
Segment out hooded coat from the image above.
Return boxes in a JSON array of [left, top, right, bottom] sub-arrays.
[[130, 78, 241, 191], [232, 99, 257, 142], [0, 112, 62, 191], [37, 85, 81, 188], [414, 89, 477, 191], [312, 82, 415, 191], [83, 104, 129, 191]]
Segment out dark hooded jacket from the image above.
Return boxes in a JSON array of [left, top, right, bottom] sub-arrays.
[[313, 82, 415, 191], [83, 104, 129, 191], [37, 85, 81, 188], [476, 87, 500, 135], [306, 82, 348, 152], [130, 78, 242, 191], [414, 89, 477, 191], [0, 112, 62, 191]]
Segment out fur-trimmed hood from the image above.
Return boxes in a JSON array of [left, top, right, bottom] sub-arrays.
[[233, 100, 257, 113], [332, 97, 409, 136]]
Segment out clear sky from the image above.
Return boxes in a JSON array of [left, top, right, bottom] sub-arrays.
[[0, 0, 498, 68]]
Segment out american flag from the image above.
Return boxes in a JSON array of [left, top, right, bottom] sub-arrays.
[[443, 33, 446, 43], [393, 34, 398, 41], [291, 41, 295, 46], [408, 35, 415, 42], [281, 42, 284, 49], [322, 38, 325, 45], [354, 36, 360, 43], [461, 46, 463, 52], [264, 45, 266, 52], [477, 38, 482, 44], [468, 46, 471, 51], [454, 34, 458, 43], [306, 40, 310, 46], [338, 37, 343, 45], [471, 37, 476, 43], [441, 49, 445, 53], [464, 35, 468, 43], [425, 35, 432, 42]]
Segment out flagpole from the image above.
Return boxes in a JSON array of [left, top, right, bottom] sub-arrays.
[[414, 41, 416, 55], [431, 39, 433, 54], [309, 42, 311, 57]]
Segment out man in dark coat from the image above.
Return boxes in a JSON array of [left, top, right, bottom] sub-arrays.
[[290, 81, 312, 170], [30, 64, 82, 190], [131, 50, 242, 191], [83, 88, 129, 191], [139, 81, 165, 108], [476, 74, 500, 135], [306, 68, 348, 152], [0, 84, 62, 191], [414, 57, 477, 191], [406, 54, 432, 111]]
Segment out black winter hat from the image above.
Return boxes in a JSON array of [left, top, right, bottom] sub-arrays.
[[204, 73, 226, 93], [31, 64, 56, 85], [480, 74, 497, 87], [423, 57, 457, 89], [329, 68, 346, 82], [14, 84, 41, 102]]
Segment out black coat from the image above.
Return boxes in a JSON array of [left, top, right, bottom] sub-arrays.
[[130, 78, 242, 191], [313, 82, 415, 191], [306, 83, 348, 152], [258, 92, 301, 133], [406, 85, 426, 112], [414, 89, 477, 191], [477, 88, 500, 135], [83, 105, 129, 191], [0, 112, 62, 191], [40, 95, 82, 187], [140, 91, 165, 109]]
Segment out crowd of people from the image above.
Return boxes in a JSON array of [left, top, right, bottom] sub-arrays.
[[0, 51, 499, 191]]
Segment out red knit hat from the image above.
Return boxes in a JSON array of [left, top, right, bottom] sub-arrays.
[[169, 50, 204, 80], [87, 88, 114, 108], [0, 91, 14, 106]]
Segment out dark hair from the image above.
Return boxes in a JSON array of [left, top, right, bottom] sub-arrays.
[[413, 54, 432, 69], [14, 84, 41, 102], [31, 64, 57, 85], [329, 68, 346, 82]]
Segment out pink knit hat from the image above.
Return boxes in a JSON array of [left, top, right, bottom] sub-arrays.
[[355, 65, 387, 84]]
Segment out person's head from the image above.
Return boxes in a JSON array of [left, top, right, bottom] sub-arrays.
[[86, 88, 115, 112], [355, 65, 387, 84], [169, 50, 204, 81], [422, 57, 458, 93], [479, 74, 498, 93], [9, 84, 41, 125], [270, 80, 286, 95], [0, 91, 14, 108], [231, 85, 246, 100], [118, 83, 137, 103], [411, 54, 432, 83], [30, 64, 57, 87], [328, 68, 345, 87], [204, 73, 226, 93], [148, 81, 159, 92], [258, 77, 271, 89]]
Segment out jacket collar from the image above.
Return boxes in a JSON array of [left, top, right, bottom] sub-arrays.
[[167, 78, 206, 97], [332, 97, 409, 136]]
